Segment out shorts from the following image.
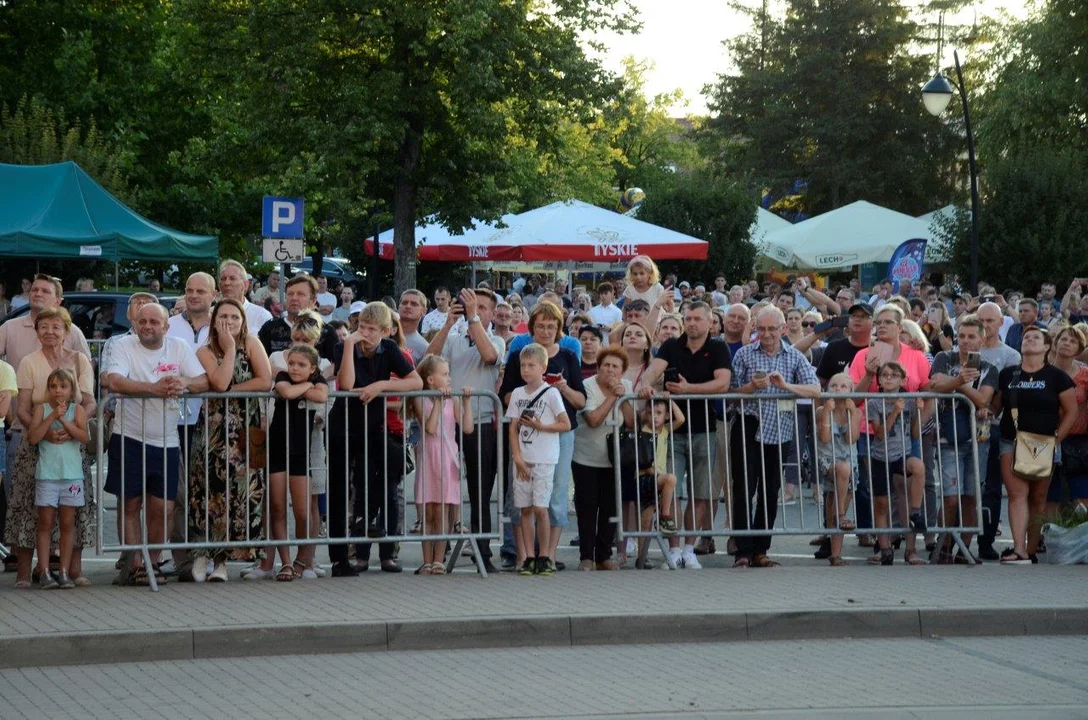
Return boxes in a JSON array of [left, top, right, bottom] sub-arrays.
[[869, 456, 907, 497], [909, 437, 923, 460], [818, 456, 858, 490], [999, 439, 1015, 457], [939, 441, 986, 497], [104, 434, 180, 501], [269, 453, 310, 476], [35, 479, 86, 508], [514, 462, 554, 509], [1048, 467, 1088, 503], [675, 431, 717, 500], [635, 473, 659, 509]]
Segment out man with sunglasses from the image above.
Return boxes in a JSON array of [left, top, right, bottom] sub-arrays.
[[257, 273, 339, 361]]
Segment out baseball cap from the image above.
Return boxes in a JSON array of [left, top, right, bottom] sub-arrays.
[[349, 301, 366, 314], [848, 302, 874, 317], [679, 281, 691, 288]]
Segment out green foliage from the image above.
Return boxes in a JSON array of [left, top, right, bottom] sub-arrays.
[[0, 96, 135, 202], [703, 0, 962, 215], [933, 146, 1088, 291], [637, 169, 757, 285], [976, 0, 1088, 159]]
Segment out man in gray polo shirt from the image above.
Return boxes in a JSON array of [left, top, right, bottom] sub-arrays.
[[426, 288, 504, 572]]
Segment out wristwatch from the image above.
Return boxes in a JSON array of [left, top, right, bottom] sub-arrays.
[[468, 315, 481, 324]]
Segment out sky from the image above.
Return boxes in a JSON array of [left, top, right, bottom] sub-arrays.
[[593, 0, 1034, 116]]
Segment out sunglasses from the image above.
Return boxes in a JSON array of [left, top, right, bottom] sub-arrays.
[[801, 321, 816, 328], [295, 316, 320, 328]]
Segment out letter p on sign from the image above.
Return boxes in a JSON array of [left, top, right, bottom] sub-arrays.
[[262, 196, 305, 239]]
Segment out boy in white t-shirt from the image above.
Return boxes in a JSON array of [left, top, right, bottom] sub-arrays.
[[505, 343, 570, 577]]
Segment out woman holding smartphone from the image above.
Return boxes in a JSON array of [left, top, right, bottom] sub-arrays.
[[923, 302, 954, 353], [499, 302, 586, 570]]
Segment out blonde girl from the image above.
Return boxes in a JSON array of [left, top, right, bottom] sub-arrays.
[[28, 368, 88, 589], [622, 255, 665, 308], [411, 355, 473, 575], [816, 373, 861, 566]]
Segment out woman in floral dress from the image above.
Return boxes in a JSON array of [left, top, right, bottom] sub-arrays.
[[187, 299, 271, 582]]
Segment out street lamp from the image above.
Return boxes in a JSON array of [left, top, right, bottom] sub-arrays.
[[923, 50, 980, 296]]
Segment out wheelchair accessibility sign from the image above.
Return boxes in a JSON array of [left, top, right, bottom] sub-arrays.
[[262, 238, 305, 263]]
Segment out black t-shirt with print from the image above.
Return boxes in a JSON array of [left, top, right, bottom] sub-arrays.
[[816, 338, 868, 384], [998, 364, 1075, 441]]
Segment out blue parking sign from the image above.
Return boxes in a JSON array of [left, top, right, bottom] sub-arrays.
[[262, 196, 305, 238]]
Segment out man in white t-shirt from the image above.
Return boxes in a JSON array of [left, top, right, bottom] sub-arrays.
[[104, 304, 208, 583], [587, 281, 622, 329], [219, 259, 271, 332], [316, 275, 337, 320], [421, 286, 451, 335]]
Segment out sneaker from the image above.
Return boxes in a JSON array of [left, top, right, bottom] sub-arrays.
[[518, 558, 536, 576], [658, 516, 678, 536], [813, 538, 832, 560], [191, 559, 208, 583], [57, 571, 75, 589], [208, 563, 228, 582], [501, 554, 517, 572], [880, 549, 895, 566], [680, 551, 702, 570], [409, 519, 422, 534], [670, 549, 683, 568], [977, 544, 1000, 561], [909, 512, 927, 534], [39, 570, 59, 590], [625, 538, 636, 556], [536, 557, 555, 576], [157, 559, 177, 576], [242, 565, 275, 581], [577, 559, 595, 571]]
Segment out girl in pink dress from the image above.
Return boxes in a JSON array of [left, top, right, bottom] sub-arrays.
[[412, 356, 473, 575]]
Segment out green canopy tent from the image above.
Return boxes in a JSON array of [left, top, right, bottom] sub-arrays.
[[0, 161, 218, 262]]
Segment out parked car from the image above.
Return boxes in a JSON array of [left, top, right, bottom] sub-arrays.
[[0, 292, 178, 342], [287, 257, 366, 294]]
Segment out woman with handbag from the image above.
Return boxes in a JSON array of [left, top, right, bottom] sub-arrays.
[[1047, 324, 1088, 512], [992, 326, 1078, 564], [186, 299, 272, 582], [572, 346, 634, 570]]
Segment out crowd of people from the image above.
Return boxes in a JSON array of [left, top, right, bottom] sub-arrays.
[[0, 259, 1085, 587]]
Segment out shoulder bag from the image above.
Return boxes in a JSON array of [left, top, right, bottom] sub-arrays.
[[1009, 369, 1057, 481]]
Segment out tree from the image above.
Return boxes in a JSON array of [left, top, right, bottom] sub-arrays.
[[703, 0, 962, 215], [976, 0, 1088, 159], [637, 169, 757, 285], [933, 146, 1088, 292]]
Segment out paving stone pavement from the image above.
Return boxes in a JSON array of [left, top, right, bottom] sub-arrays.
[[0, 636, 1086, 719]]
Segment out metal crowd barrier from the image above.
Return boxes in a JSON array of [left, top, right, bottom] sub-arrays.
[[610, 391, 984, 569], [95, 389, 504, 591]]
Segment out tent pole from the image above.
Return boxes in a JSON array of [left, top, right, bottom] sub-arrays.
[[114, 261, 120, 290], [470, 262, 477, 288]]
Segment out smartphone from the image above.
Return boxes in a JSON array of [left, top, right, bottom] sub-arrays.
[[833, 315, 850, 329], [870, 341, 894, 364], [753, 370, 768, 381], [813, 319, 834, 334], [966, 352, 981, 370], [982, 296, 995, 304], [544, 372, 563, 385], [664, 367, 681, 385]]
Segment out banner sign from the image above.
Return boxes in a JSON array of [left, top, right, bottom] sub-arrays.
[[886, 238, 928, 294]]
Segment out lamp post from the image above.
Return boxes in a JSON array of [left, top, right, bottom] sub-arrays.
[[922, 49, 979, 296]]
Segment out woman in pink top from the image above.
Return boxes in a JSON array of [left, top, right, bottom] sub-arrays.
[[847, 304, 933, 563]]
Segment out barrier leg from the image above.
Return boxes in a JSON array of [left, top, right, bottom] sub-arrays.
[[654, 534, 676, 569], [949, 531, 979, 565], [141, 547, 159, 593]]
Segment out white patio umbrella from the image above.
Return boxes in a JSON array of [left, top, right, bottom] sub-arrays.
[[761, 200, 932, 269]]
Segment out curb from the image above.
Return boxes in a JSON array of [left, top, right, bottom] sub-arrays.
[[6, 606, 1088, 668]]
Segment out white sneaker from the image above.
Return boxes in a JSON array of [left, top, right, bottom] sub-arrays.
[[669, 549, 684, 569], [626, 538, 637, 556], [208, 562, 228, 582], [681, 551, 702, 570], [191, 558, 207, 583], [241, 566, 275, 581], [157, 558, 176, 575]]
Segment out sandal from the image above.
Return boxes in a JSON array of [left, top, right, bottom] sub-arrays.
[[1000, 548, 1031, 565], [751, 554, 780, 568], [837, 515, 856, 532], [732, 557, 750, 569], [904, 551, 926, 566], [73, 576, 90, 587], [452, 522, 468, 534], [829, 556, 849, 567], [129, 567, 151, 586], [415, 563, 434, 576], [276, 564, 297, 582], [294, 560, 318, 580], [430, 562, 447, 576], [14, 579, 32, 589]]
